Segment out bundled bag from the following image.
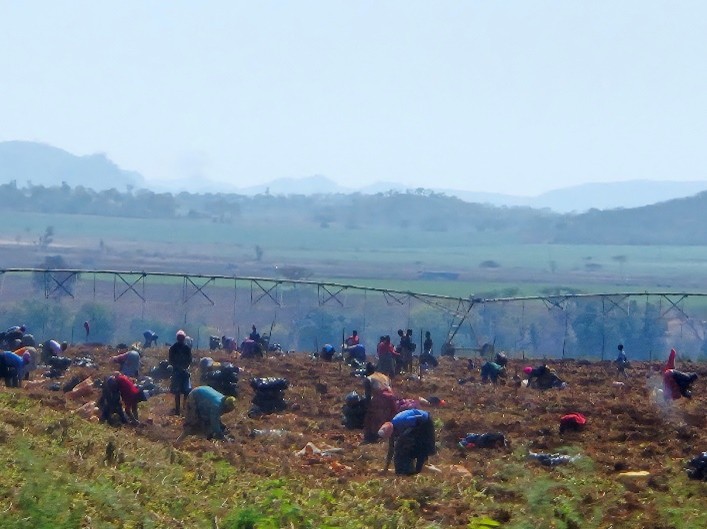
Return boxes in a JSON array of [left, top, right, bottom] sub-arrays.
[[341, 391, 367, 429], [205, 363, 239, 396], [148, 360, 173, 380], [459, 432, 507, 449], [47, 356, 72, 371], [250, 377, 288, 391], [686, 452, 707, 481], [249, 377, 288, 416]]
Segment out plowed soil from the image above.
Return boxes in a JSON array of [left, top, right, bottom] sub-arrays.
[[18, 345, 707, 528]]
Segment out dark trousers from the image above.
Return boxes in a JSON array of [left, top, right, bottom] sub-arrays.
[[393, 417, 436, 475]]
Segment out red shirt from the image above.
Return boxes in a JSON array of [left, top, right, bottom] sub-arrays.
[[115, 374, 141, 407]]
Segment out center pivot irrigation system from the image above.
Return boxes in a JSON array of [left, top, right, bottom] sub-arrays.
[[2, 268, 707, 358]]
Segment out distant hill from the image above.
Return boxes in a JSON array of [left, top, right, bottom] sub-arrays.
[[350, 180, 707, 213], [225, 175, 707, 213], [524, 180, 707, 213], [0, 141, 145, 191], [3, 141, 707, 213]]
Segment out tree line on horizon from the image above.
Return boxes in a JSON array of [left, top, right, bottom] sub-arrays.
[[1, 180, 707, 245]]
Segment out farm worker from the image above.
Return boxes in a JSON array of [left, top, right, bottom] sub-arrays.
[[98, 375, 128, 425], [20, 332, 36, 347], [169, 330, 193, 415], [320, 343, 336, 361], [379, 408, 437, 475], [0, 350, 30, 387], [345, 330, 359, 347], [1, 325, 24, 347], [240, 325, 264, 358], [480, 361, 506, 384], [345, 343, 367, 365], [221, 335, 237, 353], [615, 344, 629, 378], [494, 351, 508, 367], [376, 335, 398, 378], [182, 386, 236, 440], [142, 330, 158, 349], [362, 372, 398, 443], [114, 372, 150, 422], [41, 339, 64, 363], [396, 329, 414, 374], [420, 331, 438, 368], [524, 365, 566, 390], [662, 348, 698, 400], [110, 344, 141, 377], [13, 346, 38, 379]]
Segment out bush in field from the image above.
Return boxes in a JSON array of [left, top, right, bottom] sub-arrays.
[[3, 299, 72, 341]]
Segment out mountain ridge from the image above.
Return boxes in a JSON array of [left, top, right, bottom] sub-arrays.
[[2, 140, 706, 213]]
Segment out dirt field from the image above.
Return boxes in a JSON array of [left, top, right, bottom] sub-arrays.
[[16, 344, 707, 528]]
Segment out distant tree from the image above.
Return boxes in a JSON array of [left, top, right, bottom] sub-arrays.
[[5, 299, 72, 341], [529, 322, 542, 355], [571, 302, 603, 357], [275, 265, 312, 280], [32, 255, 78, 298], [635, 302, 667, 360], [613, 255, 627, 276], [38, 225, 54, 250]]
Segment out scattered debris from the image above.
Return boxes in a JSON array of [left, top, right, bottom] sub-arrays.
[[528, 451, 581, 466], [686, 452, 707, 481], [459, 432, 507, 449]]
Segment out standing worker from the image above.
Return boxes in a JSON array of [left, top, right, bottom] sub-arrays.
[[419, 331, 438, 368], [376, 336, 397, 378], [169, 330, 193, 415], [615, 344, 629, 378], [345, 330, 359, 348]]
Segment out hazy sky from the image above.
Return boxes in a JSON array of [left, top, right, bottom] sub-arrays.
[[1, 1, 706, 195]]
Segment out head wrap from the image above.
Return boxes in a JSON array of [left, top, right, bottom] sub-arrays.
[[223, 396, 236, 413]]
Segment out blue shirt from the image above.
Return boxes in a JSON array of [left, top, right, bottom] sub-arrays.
[[391, 408, 429, 431], [186, 386, 227, 437], [2, 351, 25, 380]]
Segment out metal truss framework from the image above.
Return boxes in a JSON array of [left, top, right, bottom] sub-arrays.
[[3, 268, 707, 347]]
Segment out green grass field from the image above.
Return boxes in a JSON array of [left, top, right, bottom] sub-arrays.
[[6, 212, 707, 297]]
